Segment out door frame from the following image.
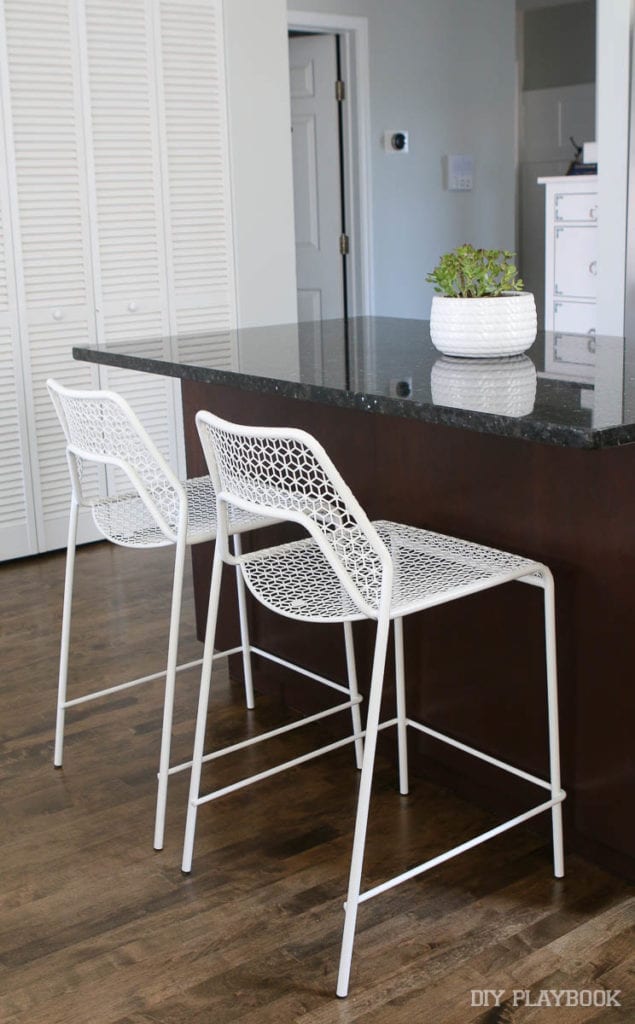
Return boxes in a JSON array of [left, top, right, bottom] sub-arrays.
[[287, 10, 374, 317]]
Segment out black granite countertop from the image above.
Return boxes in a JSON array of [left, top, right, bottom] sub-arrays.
[[73, 316, 635, 449]]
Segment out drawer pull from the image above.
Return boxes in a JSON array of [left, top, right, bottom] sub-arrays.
[[52, 308, 63, 321], [589, 206, 598, 220], [128, 301, 138, 313], [589, 260, 598, 276]]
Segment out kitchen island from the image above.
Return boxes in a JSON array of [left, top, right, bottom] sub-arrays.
[[74, 317, 635, 879]]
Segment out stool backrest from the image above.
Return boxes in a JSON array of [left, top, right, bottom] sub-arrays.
[[47, 378, 185, 542], [196, 411, 392, 619]]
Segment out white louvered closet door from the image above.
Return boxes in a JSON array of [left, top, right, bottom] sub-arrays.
[[0, 0, 236, 560], [0, 46, 38, 560], [156, 0, 235, 347], [79, 0, 181, 484], [2, 0, 103, 551]]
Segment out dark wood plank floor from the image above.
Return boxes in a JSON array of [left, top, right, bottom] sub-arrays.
[[1, 543, 633, 1023]]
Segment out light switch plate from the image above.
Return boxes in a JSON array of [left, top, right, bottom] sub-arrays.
[[446, 154, 474, 191]]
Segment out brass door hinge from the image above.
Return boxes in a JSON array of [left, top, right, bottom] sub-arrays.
[[339, 233, 350, 256], [335, 79, 345, 102]]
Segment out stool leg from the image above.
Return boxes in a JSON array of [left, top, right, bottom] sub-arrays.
[[344, 622, 363, 769], [54, 497, 79, 767], [153, 531, 187, 851], [394, 617, 409, 795], [542, 569, 565, 878], [337, 610, 391, 998], [182, 545, 224, 874], [232, 534, 255, 710]]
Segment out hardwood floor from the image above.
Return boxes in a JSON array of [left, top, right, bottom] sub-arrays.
[[1, 543, 633, 1023]]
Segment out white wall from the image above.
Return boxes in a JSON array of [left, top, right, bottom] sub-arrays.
[[223, 0, 298, 327], [288, 0, 517, 318], [596, 0, 631, 336]]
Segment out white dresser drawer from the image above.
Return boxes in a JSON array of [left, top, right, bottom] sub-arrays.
[[555, 191, 598, 223], [540, 176, 598, 333], [544, 332, 596, 382], [553, 299, 596, 334], [554, 225, 597, 299]]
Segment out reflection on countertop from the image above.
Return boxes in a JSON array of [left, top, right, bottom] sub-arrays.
[[73, 316, 632, 449], [431, 355, 537, 418]]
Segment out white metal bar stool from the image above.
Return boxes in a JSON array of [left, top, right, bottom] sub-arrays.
[[48, 379, 277, 851], [187, 410, 565, 998]]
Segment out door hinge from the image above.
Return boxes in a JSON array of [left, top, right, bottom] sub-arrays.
[[339, 233, 350, 256], [335, 79, 345, 102]]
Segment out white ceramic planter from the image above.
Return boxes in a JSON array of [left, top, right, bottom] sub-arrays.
[[431, 354, 537, 418], [430, 292, 537, 357]]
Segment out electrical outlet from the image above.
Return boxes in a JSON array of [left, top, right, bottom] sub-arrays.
[[389, 377, 413, 398]]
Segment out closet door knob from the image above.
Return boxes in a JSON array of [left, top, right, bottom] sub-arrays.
[[128, 301, 138, 313]]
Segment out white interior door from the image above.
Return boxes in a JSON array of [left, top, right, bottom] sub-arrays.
[[289, 34, 344, 323]]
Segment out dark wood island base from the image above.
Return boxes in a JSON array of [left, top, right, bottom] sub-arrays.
[[182, 378, 635, 881]]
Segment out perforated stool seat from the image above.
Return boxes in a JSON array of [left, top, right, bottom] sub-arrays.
[[184, 411, 566, 999], [91, 475, 261, 548], [239, 520, 540, 622]]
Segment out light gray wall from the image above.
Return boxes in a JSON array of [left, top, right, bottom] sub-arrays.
[[523, 0, 595, 91], [224, 0, 298, 327], [288, 0, 517, 318]]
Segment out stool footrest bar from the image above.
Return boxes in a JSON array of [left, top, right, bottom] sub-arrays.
[[406, 718, 553, 792], [355, 794, 566, 906], [62, 657, 205, 708], [168, 698, 362, 777], [250, 646, 356, 696], [62, 647, 247, 709], [194, 729, 363, 806]]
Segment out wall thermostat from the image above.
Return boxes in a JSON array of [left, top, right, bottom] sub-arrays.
[[384, 130, 409, 153]]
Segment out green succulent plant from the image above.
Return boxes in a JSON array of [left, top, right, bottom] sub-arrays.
[[426, 244, 524, 298]]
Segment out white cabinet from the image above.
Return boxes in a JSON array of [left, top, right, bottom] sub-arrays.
[[539, 175, 598, 336], [0, 0, 235, 561]]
